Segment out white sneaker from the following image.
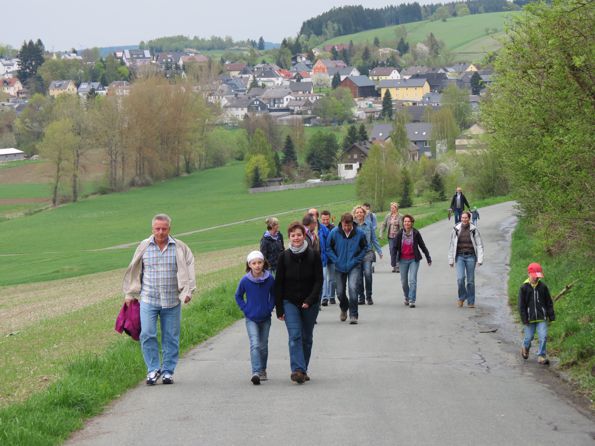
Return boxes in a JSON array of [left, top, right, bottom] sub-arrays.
[[146, 369, 161, 385], [162, 372, 174, 384]]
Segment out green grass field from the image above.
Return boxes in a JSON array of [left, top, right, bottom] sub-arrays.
[[0, 162, 357, 286], [323, 12, 518, 62]]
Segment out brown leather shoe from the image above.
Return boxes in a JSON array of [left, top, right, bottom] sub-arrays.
[[457, 300, 464, 308], [290, 371, 306, 384], [340, 310, 347, 322]]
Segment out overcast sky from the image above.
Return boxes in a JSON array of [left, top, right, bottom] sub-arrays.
[[2, 0, 436, 51]]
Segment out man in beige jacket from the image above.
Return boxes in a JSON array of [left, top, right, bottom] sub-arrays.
[[123, 214, 196, 385]]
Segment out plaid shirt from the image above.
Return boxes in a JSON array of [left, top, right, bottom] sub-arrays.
[[140, 236, 179, 308]]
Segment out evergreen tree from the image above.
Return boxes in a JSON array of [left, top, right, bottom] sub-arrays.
[[17, 39, 45, 87], [382, 89, 393, 120], [331, 72, 341, 89], [306, 131, 339, 172], [400, 169, 413, 208], [425, 33, 442, 58], [470, 71, 484, 95], [430, 172, 446, 201], [397, 37, 409, 55], [257, 37, 265, 50], [373, 36, 380, 48], [282, 135, 297, 166], [358, 123, 368, 142], [362, 46, 371, 63], [343, 124, 358, 148], [249, 75, 259, 90], [341, 48, 350, 65], [331, 46, 339, 60]]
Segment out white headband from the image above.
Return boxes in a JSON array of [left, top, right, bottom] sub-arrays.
[[247, 250, 264, 263]]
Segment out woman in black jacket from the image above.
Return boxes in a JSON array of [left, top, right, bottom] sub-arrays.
[[274, 221, 323, 384], [260, 217, 284, 273], [392, 215, 432, 308]]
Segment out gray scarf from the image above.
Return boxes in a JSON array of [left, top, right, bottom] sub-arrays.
[[289, 242, 308, 255]]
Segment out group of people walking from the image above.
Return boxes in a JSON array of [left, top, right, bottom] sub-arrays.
[[235, 192, 480, 385], [121, 186, 553, 388]]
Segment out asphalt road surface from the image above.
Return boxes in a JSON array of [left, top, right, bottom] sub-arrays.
[[67, 202, 594, 446]]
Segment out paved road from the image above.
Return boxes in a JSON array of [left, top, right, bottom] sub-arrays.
[[68, 202, 594, 446]]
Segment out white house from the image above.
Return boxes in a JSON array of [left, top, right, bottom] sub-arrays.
[[337, 142, 371, 179], [0, 148, 25, 162], [0, 58, 20, 76]]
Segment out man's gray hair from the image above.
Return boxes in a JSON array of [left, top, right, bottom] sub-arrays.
[[152, 213, 172, 227]]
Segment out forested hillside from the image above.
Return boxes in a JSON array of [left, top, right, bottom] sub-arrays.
[[299, 0, 528, 42]]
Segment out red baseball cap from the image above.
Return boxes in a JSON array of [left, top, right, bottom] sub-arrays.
[[527, 262, 544, 278]]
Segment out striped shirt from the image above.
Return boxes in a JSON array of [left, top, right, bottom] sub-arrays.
[[140, 236, 179, 308]]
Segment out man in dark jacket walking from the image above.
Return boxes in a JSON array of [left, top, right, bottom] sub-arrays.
[[450, 186, 471, 224], [326, 213, 368, 324]]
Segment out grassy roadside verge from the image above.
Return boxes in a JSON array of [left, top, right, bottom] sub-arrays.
[[0, 280, 243, 445], [508, 219, 594, 405], [0, 195, 511, 445]]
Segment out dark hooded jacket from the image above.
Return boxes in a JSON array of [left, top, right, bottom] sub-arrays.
[[518, 279, 555, 324], [260, 231, 284, 270]]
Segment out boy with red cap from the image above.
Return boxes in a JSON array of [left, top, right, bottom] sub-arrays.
[[518, 263, 555, 365]]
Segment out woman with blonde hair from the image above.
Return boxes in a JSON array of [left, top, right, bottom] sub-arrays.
[[260, 217, 284, 274], [380, 202, 403, 273]]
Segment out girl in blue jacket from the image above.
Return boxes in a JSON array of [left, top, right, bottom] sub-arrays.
[[235, 250, 276, 385]]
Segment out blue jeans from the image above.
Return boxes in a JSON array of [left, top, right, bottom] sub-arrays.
[[454, 208, 463, 224], [456, 254, 477, 305], [245, 318, 271, 374], [399, 259, 420, 302], [335, 265, 361, 317], [358, 251, 375, 300], [388, 237, 398, 268], [140, 301, 181, 374], [283, 300, 319, 373], [322, 263, 336, 300], [523, 321, 548, 357]]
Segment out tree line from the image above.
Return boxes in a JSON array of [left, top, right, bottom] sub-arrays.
[[298, 1, 527, 41], [139, 35, 255, 53], [16, 78, 217, 205]]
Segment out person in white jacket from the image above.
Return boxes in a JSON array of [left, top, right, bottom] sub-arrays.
[[448, 211, 484, 308]]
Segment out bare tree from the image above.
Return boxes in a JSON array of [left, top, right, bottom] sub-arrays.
[[39, 119, 78, 206]]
